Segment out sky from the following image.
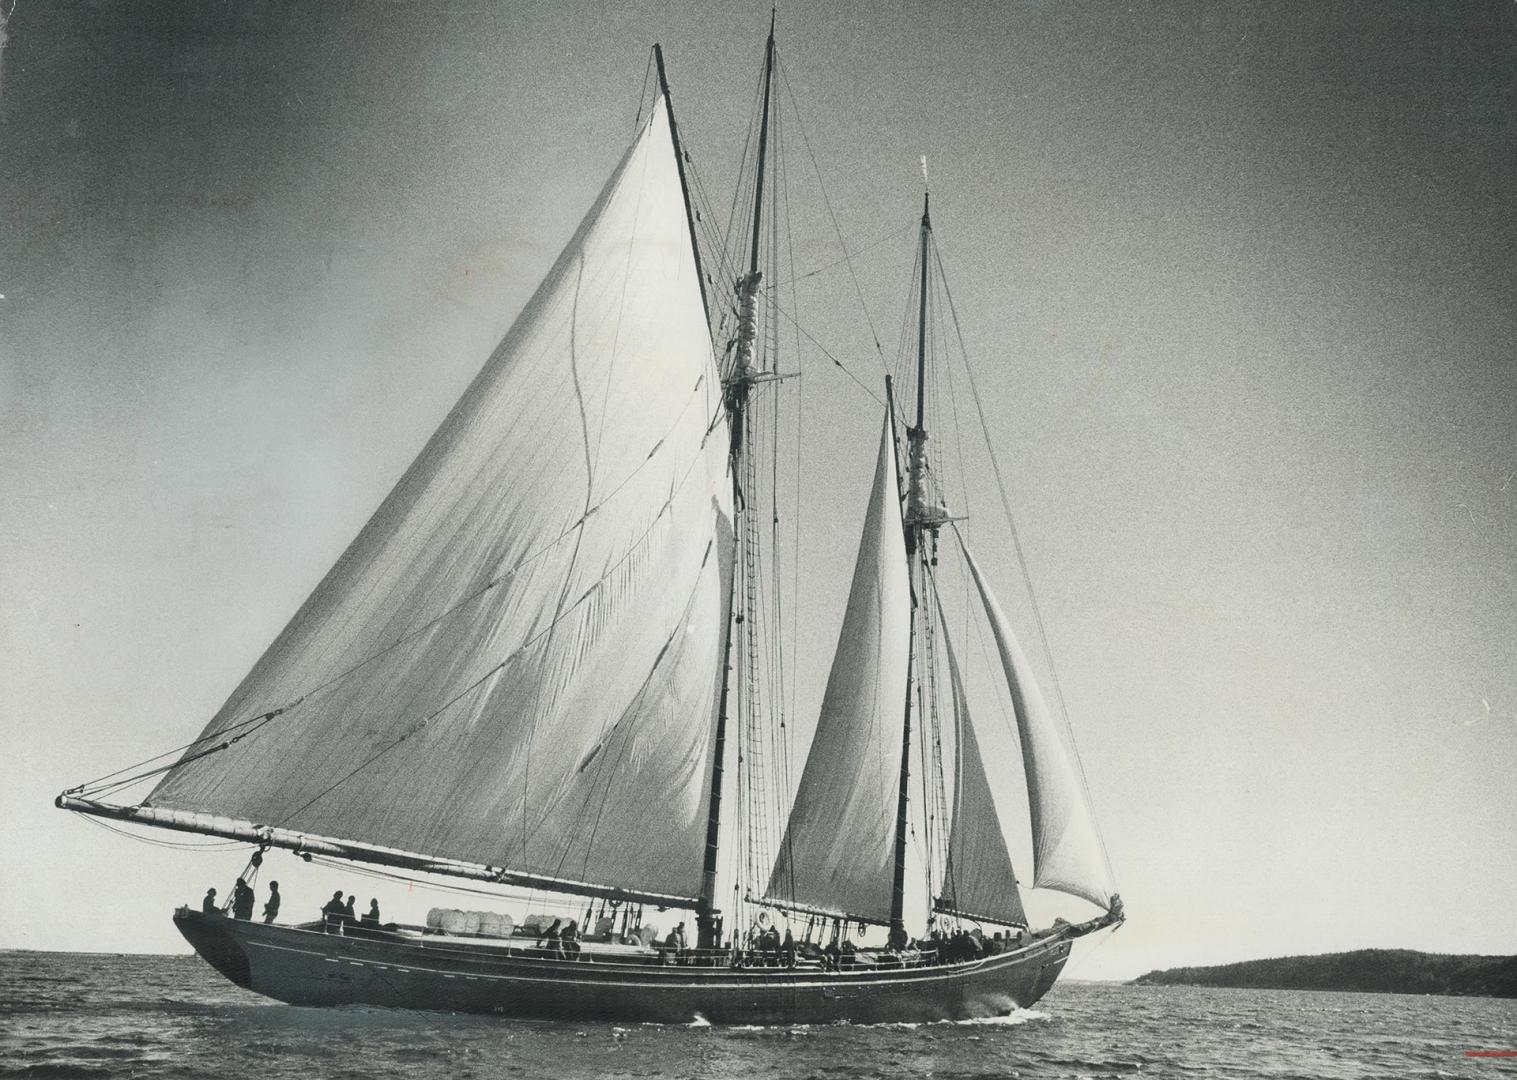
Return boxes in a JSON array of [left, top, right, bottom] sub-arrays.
[[2, 1, 1514, 983]]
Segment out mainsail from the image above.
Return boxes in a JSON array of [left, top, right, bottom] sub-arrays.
[[147, 93, 733, 903], [765, 411, 910, 923], [934, 598, 1027, 927], [959, 540, 1118, 911]]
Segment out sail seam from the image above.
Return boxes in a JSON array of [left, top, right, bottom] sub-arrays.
[[525, 250, 598, 865], [72, 393, 725, 805], [548, 539, 718, 886]]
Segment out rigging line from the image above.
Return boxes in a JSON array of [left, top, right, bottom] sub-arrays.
[[269, 435, 725, 830], [70, 706, 286, 795], [768, 222, 916, 289], [542, 540, 718, 886], [939, 278, 971, 528], [777, 97, 803, 884], [774, 54, 887, 366], [768, 298, 883, 407], [764, 100, 790, 884], [720, 56, 769, 286], [635, 46, 655, 128], [589, 116, 658, 488], [80, 707, 298, 799], [933, 247, 1084, 760], [78, 376, 720, 799], [683, 150, 741, 289], [307, 854, 584, 908], [889, 237, 921, 431], [529, 142, 642, 858], [73, 811, 242, 851]]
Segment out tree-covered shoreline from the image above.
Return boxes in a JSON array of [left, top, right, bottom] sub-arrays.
[[1133, 949, 1517, 998]]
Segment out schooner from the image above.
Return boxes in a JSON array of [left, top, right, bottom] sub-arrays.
[[56, 27, 1123, 1024]]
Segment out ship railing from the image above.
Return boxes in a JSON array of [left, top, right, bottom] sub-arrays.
[[203, 910, 1037, 971]]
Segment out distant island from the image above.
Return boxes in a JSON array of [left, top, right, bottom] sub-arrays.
[[1133, 949, 1517, 998]]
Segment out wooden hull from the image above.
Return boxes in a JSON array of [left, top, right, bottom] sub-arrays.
[[174, 909, 1073, 1024]]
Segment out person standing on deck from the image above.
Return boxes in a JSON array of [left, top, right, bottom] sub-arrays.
[[262, 881, 281, 924], [321, 890, 345, 932], [232, 878, 255, 920], [558, 919, 579, 959]]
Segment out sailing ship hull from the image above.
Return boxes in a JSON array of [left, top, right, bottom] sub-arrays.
[[175, 909, 1072, 1024]]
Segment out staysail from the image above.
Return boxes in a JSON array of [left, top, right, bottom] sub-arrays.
[[933, 594, 1027, 927], [147, 93, 733, 903], [959, 539, 1118, 910], [764, 410, 910, 923]]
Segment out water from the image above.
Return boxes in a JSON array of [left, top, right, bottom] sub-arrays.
[[2, 951, 1513, 1079]]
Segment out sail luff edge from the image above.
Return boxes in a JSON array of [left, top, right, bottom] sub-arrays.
[[652, 44, 711, 329]]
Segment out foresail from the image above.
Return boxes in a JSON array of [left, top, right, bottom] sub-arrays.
[[934, 595, 1027, 927], [764, 411, 910, 924], [959, 541, 1119, 911], [148, 94, 733, 903]]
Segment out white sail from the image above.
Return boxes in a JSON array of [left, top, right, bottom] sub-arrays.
[[959, 540, 1118, 911], [148, 94, 734, 902], [934, 598, 1027, 927], [764, 410, 911, 923]]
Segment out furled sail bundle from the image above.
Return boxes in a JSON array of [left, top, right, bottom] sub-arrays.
[[765, 411, 911, 923], [959, 540, 1118, 911], [147, 93, 733, 903], [934, 602, 1027, 927]]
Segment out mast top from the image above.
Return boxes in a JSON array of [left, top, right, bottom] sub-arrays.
[[919, 156, 931, 227]]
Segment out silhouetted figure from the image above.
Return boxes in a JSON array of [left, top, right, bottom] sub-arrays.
[[232, 878, 255, 920], [926, 928, 944, 964], [202, 887, 218, 914], [342, 895, 357, 930], [262, 881, 281, 924], [321, 890, 346, 933], [662, 922, 687, 964], [759, 925, 781, 966], [537, 917, 562, 952], [559, 919, 580, 959], [839, 937, 857, 970], [362, 899, 380, 927], [823, 939, 841, 970], [781, 928, 796, 967]]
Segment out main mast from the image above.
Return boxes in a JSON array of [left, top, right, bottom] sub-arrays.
[[698, 12, 778, 952], [727, 9, 776, 438]]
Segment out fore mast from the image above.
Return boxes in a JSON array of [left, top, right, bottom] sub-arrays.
[[890, 188, 950, 943]]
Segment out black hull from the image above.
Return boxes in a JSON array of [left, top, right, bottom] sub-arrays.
[[175, 910, 1073, 1024]]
